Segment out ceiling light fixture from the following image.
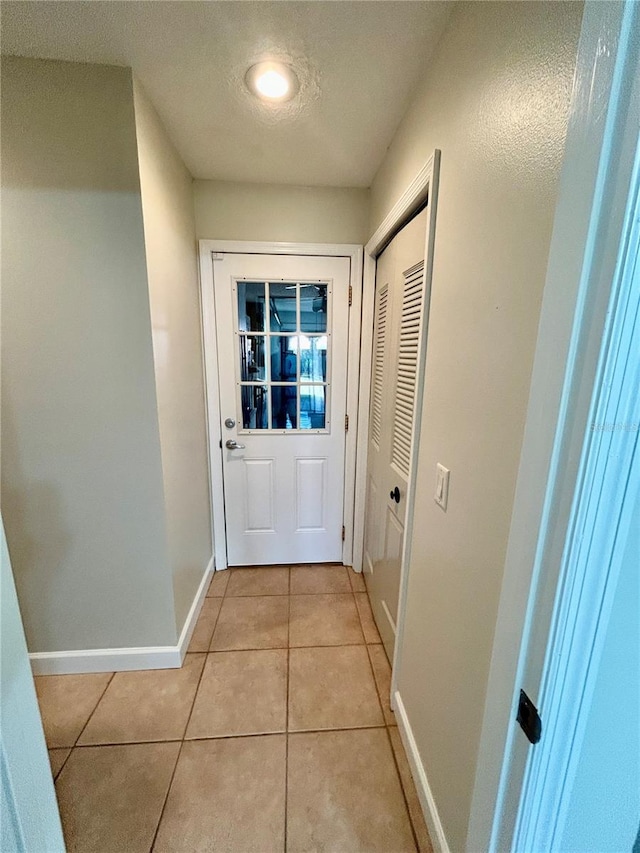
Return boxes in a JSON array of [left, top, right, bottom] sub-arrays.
[[245, 61, 299, 103]]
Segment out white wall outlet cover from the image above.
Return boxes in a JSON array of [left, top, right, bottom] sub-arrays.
[[435, 463, 450, 510]]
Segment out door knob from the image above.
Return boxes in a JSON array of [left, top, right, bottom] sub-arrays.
[[226, 439, 246, 450], [390, 486, 400, 504]]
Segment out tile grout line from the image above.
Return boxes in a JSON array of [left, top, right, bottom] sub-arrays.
[[218, 589, 352, 598], [50, 670, 117, 824], [148, 647, 210, 852], [383, 724, 422, 853], [71, 671, 117, 751], [189, 640, 379, 655], [220, 590, 356, 598], [355, 584, 421, 844], [206, 594, 225, 653], [353, 585, 422, 853], [353, 588, 370, 645], [51, 746, 73, 782], [149, 597, 217, 853], [351, 582, 420, 847], [364, 641, 391, 729], [147, 740, 183, 853], [180, 654, 209, 740], [67, 724, 394, 749]]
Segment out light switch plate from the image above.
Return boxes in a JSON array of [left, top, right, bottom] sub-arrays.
[[435, 463, 450, 510]]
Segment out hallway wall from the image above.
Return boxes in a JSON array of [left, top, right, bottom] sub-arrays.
[[1, 57, 177, 651], [368, 2, 584, 850], [194, 179, 369, 245], [133, 80, 212, 633]]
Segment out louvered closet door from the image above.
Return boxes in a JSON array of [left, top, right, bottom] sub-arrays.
[[363, 208, 428, 659]]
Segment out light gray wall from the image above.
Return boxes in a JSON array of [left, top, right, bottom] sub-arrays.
[[368, 3, 584, 850], [1, 57, 177, 650], [194, 179, 369, 244], [133, 80, 212, 633]]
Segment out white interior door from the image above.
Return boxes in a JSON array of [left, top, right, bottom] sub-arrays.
[[363, 209, 428, 658], [1, 518, 65, 852], [213, 253, 350, 566]]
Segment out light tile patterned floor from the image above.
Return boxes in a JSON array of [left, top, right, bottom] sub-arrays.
[[36, 565, 433, 853]]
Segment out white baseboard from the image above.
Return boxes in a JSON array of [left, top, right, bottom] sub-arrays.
[[176, 555, 214, 663], [29, 556, 214, 675], [393, 690, 451, 853], [381, 599, 397, 635]]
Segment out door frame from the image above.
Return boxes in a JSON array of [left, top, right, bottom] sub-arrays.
[[515, 147, 639, 849], [354, 150, 440, 688], [198, 240, 363, 570]]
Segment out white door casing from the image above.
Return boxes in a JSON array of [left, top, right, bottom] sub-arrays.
[[210, 251, 351, 566], [364, 208, 429, 658]]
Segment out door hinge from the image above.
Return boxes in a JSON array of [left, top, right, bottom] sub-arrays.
[[345, 414, 349, 432], [342, 525, 346, 541], [517, 689, 542, 744], [348, 285, 353, 307]]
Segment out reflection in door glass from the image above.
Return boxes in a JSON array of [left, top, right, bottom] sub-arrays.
[[237, 282, 266, 332], [270, 336, 298, 382], [241, 385, 268, 429], [269, 283, 297, 332], [234, 280, 331, 431], [300, 336, 327, 382], [300, 284, 327, 333], [239, 335, 266, 381], [272, 385, 297, 429], [300, 385, 326, 429]]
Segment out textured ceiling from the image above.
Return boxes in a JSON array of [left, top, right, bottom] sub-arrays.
[[0, 1, 452, 186]]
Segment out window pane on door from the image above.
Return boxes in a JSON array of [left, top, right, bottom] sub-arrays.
[[241, 385, 268, 429], [234, 279, 331, 432], [300, 385, 326, 429], [239, 335, 266, 381], [237, 282, 266, 332], [269, 283, 297, 332], [272, 386, 297, 430], [300, 336, 328, 382], [270, 336, 298, 382], [300, 284, 328, 333]]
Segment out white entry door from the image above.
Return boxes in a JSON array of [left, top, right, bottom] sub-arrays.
[[213, 253, 351, 566], [363, 209, 428, 658]]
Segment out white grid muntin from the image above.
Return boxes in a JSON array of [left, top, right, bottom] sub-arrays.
[[232, 277, 334, 434]]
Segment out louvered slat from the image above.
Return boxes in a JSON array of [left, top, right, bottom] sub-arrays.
[[391, 264, 424, 477], [371, 284, 389, 448]]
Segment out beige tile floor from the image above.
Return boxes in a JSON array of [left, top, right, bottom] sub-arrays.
[[36, 565, 433, 853]]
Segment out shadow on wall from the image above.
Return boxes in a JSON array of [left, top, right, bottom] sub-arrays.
[[1, 394, 71, 652], [1, 57, 141, 194]]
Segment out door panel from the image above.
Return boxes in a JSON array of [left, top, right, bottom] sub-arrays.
[[243, 458, 275, 531], [363, 475, 379, 574], [213, 253, 350, 566], [364, 208, 428, 660], [295, 457, 326, 530], [383, 506, 404, 615]]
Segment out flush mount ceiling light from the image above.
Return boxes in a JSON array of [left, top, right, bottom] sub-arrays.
[[245, 61, 299, 103]]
